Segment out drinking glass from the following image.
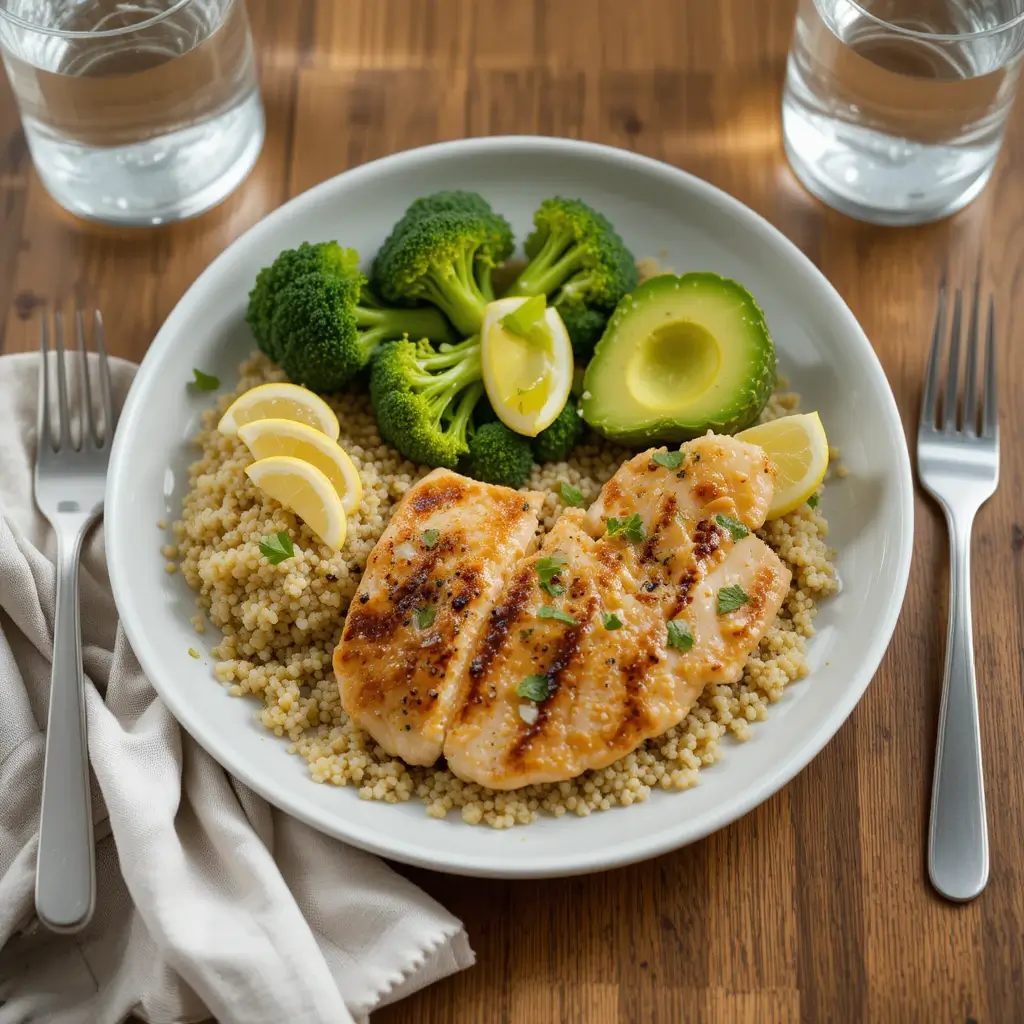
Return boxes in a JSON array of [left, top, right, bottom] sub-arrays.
[[0, 0, 265, 225], [782, 0, 1024, 225]]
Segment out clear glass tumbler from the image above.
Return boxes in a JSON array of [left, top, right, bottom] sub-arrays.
[[0, 0, 265, 225], [782, 0, 1024, 225]]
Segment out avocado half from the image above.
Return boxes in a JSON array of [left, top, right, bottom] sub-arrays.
[[580, 273, 776, 444]]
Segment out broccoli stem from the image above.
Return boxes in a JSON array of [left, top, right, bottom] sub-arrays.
[[420, 248, 491, 335], [445, 381, 484, 448], [505, 228, 584, 298], [417, 346, 483, 425], [354, 302, 453, 345]]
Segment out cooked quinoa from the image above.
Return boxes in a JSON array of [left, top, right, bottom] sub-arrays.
[[172, 354, 838, 828]]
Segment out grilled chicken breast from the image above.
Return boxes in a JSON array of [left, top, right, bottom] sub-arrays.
[[444, 436, 791, 789], [334, 468, 545, 765], [443, 510, 684, 788]]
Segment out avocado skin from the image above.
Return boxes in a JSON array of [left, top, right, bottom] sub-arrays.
[[580, 273, 776, 445]]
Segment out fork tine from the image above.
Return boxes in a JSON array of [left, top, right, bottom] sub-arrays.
[[53, 311, 71, 450], [962, 272, 981, 436], [93, 310, 114, 445], [982, 295, 998, 439], [942, 290, 962, 432], [76, 310, 98, 448], [38, 315, 52, 452], [921, 277, 946, 430]]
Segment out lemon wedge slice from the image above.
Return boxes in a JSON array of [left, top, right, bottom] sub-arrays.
[[481, 297, 574, 437], [237, 418, 363, 515], [245, 455, 348, 551], [737, 412, 829, 519], [218, 382, 340, 440]]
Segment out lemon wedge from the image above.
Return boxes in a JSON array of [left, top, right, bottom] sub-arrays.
[[481, 297, 574, 437], [218, 382, 340, 440], [737, 412, 829, 519], [237, 418, 363, 515], [245, 455, 348, 551]]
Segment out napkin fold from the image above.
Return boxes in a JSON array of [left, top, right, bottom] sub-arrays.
[[0, 353, 473, 1024]]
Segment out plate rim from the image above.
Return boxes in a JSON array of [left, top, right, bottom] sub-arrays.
[[106, 135, 914, 878]]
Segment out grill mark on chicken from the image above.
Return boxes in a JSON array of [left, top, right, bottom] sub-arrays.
[[408, 479, 469, 515], [460, 569, 535, 711], [722, 565, 780, 645], [692, 518, 720, 561], [509, 610, 590, 762]]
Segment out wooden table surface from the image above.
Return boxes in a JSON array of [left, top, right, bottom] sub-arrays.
[[2, 2, 1022, 1021]]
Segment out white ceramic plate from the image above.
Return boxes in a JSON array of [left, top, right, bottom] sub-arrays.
[[106, 137, 913, 879]]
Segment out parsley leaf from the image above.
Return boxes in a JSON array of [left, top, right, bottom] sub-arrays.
[[413, 604, 437, 630], [501, 295, 551, 347], [808, 493, 820, 509], [519, 628, 534, 642], [653, 450, 683, 470], [666, 619, 694, 652], [560, 482, 586, 507], [714, 513, 749, 541], [517, 674, 551, 702], [259, 531, 294, 565], [192, 368, 220, 391], [536, 552, 567, 595], [717, 584, 750, 615], [421, 528, 440, 548], [538, 605, 579, 626], [606, 513, 645, 543], [602, 612, 623, 631]]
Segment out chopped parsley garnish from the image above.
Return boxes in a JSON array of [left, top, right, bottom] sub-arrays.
[[538, 605, 579, 626], [602, 612, 623, 631], [808, 493, 820, 509], [191, 368, 220, 391], [717, 584, 750, 615], [259, 531, 294, 565], [536, 551, 567, 596], [501, 295, 551, 347], [714, 514, 749, 541], [413, 604, 437, 630], [666, 619, 694, 652], [519, 628, 535, 642], [517, 674, 551, 702], [421, 528, 440, 548], [559, 482, 586, 507], [606, 513, 645, 543], [652, 450, 683, 470]]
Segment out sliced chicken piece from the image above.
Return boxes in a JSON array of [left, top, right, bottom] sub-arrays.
[[443, 510, 685, 789], [334, 468, 545, 765]]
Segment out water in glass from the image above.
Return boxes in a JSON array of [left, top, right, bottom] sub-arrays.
[[0, 0, 264, 224], [782, 0, 1024, 224]]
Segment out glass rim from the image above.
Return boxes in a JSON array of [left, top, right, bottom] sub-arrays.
[[843, 0, 1024, 41], [0, 0, 197, 38]]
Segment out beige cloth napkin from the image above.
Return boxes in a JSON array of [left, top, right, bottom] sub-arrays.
[[0, 352, 474, 1024]]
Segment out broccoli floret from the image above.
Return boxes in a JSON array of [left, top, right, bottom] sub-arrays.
[[248, 241, 357, 359], [370, 336, 485, 467], [505, 198, 638, 313], [532, 394, 585, 463], [270, 269, 454, 393], [372, 191, 511, 301], [465, 421, 534, 489], [555, 300, 610, 361], [372, 209, 514, 335]]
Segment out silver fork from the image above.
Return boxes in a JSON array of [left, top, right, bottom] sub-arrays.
[[919, 273, 999, 904], [33, 310, 114, 934]]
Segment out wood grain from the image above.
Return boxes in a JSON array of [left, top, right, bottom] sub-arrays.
[[2, 1, 1022, 1021]]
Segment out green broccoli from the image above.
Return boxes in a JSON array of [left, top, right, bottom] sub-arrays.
[[506, 198, 637, 308], [247, 241, 356, 359], [370, 336, 485, 467], [465, 421, 534, 489], [372, 191, 510, 301], [372, 209, 514, 335], [532, 394, 585, 463], [554, 300, 610, 361], [269, 267, 455, 393]]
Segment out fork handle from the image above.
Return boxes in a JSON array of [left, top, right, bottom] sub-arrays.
[[35, 526, 96, 933], [928, 514, 989, 903]]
